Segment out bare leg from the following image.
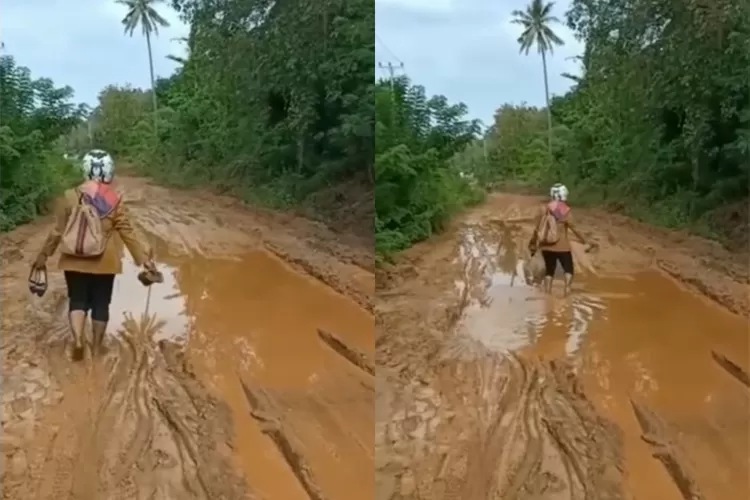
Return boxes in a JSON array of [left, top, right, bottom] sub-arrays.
[[91, 320, 108, 357], [563, 273, 573, 296], [543, 276, 553, 294], [69, 310, 86, 361]]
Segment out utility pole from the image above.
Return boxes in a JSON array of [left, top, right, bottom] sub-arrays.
[[378, 61, 404, 90], [378, 61, 404, 126]]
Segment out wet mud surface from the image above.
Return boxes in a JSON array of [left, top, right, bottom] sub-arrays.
[[1, 177, 374, 500], [376, 193, 749, 500]]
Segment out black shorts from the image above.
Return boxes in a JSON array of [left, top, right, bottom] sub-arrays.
[[64, 271, 116, 322], [541, 250, 574, 277]]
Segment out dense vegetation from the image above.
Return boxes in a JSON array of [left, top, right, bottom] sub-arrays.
[[456, 0, 749, 246], [84, 0, 374, 219], [0, 56, 86, 231], [375, 76, 483, 258]]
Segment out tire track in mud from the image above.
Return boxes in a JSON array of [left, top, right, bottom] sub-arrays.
[[239, 328, 375, 500], [317, 328, 374, 375], [240, 382, 329, 500], [15, 308, 252, 500], [376, 213, 626, 500], [630, 401, 705, 500], [433, 347, 624, 500], [378, 347, 626, 499], [711, 351, 750, 388]]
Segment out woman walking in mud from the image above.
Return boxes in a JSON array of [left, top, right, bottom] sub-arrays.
[[30, 150, 156, 361], [528, 183, 593, 296]]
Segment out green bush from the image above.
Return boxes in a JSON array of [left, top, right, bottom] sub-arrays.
[[0, 55, 86, 231], [375, 76, 484, 259]]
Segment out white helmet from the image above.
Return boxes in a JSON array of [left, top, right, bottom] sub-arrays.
[[82, 149, 115, 183], [550, 183, 568, 201]]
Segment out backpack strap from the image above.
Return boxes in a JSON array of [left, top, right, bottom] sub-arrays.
[[71, 186, 85, 205], [533, 205, 549, 239]]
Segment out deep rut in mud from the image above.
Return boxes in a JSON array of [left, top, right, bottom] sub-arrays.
[[17, 314, 247, 500], [376, 194, 749, 500], [1, 177, 374, 500]]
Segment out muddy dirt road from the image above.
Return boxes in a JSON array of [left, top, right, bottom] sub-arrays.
[[1, 176, 374, 500], [376, 193, 749, 500]]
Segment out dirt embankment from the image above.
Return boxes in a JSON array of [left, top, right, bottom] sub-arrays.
[[299, 173, 375, 247], [1, 176, 374, 500], [375, 193, 749, 500]]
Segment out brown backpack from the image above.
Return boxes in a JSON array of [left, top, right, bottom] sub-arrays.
[[535, 201, 571, 245], [536, 208, 561, 245], [60, 191, 108, 258]]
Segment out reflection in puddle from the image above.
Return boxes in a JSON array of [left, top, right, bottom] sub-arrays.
[[109, 255, 191, 344], [565, 293, 607, 355], [454, 225, 614, 356]]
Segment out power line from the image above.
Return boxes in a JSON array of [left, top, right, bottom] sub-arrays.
[[375, 34, 402, 65]]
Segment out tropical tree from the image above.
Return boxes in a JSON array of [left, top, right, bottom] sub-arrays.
[[166, 36, 188, 66], [117, 0, 170, 135], [511, 0, 564, 158]]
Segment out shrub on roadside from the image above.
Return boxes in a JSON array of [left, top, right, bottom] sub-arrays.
[[0, 55, 86, 231], [375, 76, 484, 260]]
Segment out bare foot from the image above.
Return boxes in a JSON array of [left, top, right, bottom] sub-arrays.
[[72, 343, 84, 361]]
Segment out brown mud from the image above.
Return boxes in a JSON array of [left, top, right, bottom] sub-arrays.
[[376, 193, 749, 500], [1, 176, 374, 500]]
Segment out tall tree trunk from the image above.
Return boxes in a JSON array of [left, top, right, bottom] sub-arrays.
[[541, 49, 553, 161], [146, 30, 158, 138]]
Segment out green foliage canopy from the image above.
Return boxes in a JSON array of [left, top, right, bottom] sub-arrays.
[[455, 0, 749, 243], [88, 0, 374, 210], [0, 55, 85, 231]]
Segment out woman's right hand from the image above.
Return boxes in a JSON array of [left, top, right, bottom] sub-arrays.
[[33, 253, 47, 270]]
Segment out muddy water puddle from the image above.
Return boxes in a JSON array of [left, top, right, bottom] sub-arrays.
[[109, 234, 374, 500], [574, 271, 750, 500], [452, 224, 750, 499], [453, 224, 616, 356]]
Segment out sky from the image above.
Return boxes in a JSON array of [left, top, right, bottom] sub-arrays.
[[0, 0, 189, 108], [376, 0, 584, 127], [1, 0, 582, 126]]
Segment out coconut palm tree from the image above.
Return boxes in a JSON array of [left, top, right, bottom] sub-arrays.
[[166, 36, 188, 66], [511, 0, 564, 158], [117, 0, 170, 135]]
